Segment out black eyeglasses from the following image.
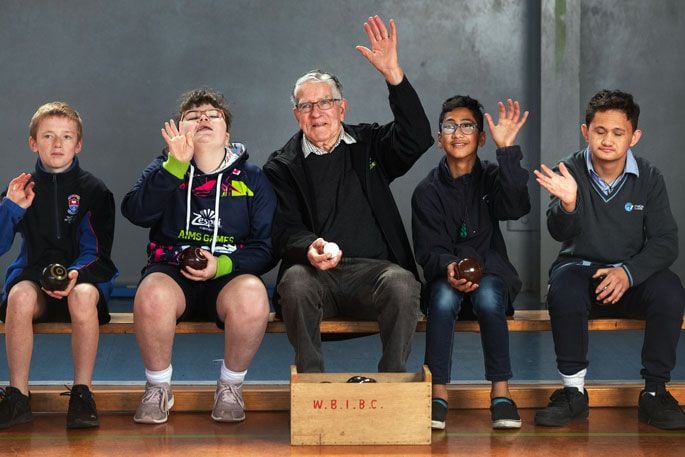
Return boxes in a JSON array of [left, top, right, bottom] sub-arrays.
[[295, 98, 341, 113], [440, 122, 478, 135]]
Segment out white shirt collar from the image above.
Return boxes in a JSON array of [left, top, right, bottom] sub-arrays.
[[301, 128, 356, 158]]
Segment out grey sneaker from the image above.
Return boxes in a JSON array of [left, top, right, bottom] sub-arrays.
[[211, 381, 245, 422], [133, 382, 174, 424]]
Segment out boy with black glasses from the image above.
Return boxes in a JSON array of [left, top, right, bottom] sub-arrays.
[[412, 96, 530, 429]]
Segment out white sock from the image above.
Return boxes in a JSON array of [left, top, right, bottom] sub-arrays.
[[146, 365, 173, 385], [220, 361, 246, 385], [560, 368, 587, 393]]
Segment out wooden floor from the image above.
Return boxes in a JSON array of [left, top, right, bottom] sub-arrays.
[[1, 408, 684, 456]]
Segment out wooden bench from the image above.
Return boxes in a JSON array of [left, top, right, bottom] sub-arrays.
[[2, 310, 683, 334], [2, 310, 684, 413]]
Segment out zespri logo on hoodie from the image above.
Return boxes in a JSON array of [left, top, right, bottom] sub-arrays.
[[192, 208, 222, 230]]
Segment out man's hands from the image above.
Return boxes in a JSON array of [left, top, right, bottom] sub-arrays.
[[6, 173, 35, 209], [485, 99, 529, 149], [308, 238, 343, 271], [355, 15, 404, 85], [161, 119, 196, 163], [592, 267, 630, 305], [534, 163, 578, 212], [181, 248, 218, 281], [447, 262, 478, 293]]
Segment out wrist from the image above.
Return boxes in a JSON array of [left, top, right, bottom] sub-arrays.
[[163, 154, 191, 180], [383, 67, 404, 86], [561, 199, 576, 212]]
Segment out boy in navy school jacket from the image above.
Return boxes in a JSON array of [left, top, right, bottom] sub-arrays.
[[0, 102, 118, 430]]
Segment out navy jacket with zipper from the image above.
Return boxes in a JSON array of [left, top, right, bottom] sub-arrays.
[[121, 144, 276, 277], [1, 158, 118, 304], [412, 147, 531, 309]]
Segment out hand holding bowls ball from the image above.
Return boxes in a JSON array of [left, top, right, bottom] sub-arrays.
[[41, 263, 70, 291], [179, 247, 208, 270], [455, 258, 483, 285]]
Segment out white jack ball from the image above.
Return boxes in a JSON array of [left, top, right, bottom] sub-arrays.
[[323, 242, 340, 258]]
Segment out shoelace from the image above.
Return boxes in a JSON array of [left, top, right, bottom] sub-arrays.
[[60, 385, 93, 415], [141, 385, 168, 409], [549, 388, 578, 407], [217, 384, 243, 408], [59, 384, 76, 399]]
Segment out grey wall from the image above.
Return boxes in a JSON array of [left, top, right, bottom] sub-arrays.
[[0, 1, 682, 300]]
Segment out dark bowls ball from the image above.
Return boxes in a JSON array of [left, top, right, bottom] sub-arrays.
[[456, 258, 483, 285], [41, 263, 69, 291], [179, 247, 208, 270], [346, 376, 377, 383]]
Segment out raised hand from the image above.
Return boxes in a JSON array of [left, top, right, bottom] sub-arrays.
[[161, 119, 195, 163], [6, 173, 36, 209], [534, 162, 578, 212], [355, 15, 404, 85], [484, 99, 529, 149]]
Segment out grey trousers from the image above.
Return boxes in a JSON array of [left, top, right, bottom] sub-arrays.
[[277, 258, 420, 373]]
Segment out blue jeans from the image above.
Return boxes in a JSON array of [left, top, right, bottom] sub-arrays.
[[425, 275, 512, 384]]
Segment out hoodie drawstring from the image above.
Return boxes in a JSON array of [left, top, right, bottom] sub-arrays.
[[185, 165, 195, 233], [211, 172, 223, 254]]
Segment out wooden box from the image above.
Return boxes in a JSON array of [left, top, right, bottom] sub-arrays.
[[290, 365, 431, 445]]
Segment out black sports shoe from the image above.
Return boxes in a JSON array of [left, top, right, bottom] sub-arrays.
[[0, 386, 33, 429], [638, 389, 685, 430], [63, 384, 99, 429], [431, 399, 448, 430], [491, 397, 522, 429], [534, 387, 589, 427]]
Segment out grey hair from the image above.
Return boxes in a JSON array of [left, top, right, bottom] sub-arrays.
[[291, 69, 343, 106]]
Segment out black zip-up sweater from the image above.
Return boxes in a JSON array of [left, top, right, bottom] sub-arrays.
[[1, 158, 118, 302], [263, 77, 434, 312], [412, 147, 531, 305]]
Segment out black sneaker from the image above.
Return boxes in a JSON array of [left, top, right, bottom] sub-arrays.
[[491, 397, 522, 429], [534, 387, 589, 427], [63, 385, 99, 429], [431, 399, 448, 430], [638, 389, 685, 430], [0, 386, 33, 429]]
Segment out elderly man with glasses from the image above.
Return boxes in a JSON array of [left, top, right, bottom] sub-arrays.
[[263, 15, 433, 373]]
